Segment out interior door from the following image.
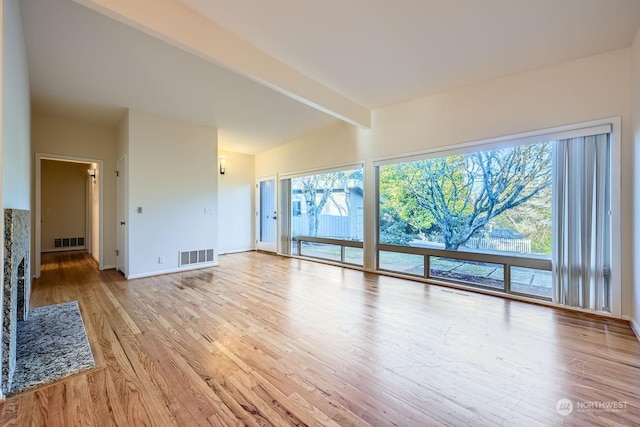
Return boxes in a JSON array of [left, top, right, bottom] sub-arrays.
[[256, 177, 277, 252], [116, 155, 127, 275]]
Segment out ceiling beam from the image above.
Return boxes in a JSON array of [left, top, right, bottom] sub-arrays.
[[73, 0, 371, 128]]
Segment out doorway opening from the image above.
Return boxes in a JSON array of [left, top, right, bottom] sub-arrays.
[[34, 153, 104, 278], [255, 176, 277, 253]]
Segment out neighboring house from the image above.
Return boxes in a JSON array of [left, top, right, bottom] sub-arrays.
[[291, 179, 364, 240]]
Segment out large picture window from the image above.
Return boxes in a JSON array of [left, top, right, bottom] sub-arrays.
[[380, 142, 552, 255], [283, 166, 364, 266], [377, 128, 612, 311]]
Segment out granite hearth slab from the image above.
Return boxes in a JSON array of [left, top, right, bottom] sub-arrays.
[[9, 301, 95, 395]]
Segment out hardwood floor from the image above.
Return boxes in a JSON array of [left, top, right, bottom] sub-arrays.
[[0, 251, 639, 426]]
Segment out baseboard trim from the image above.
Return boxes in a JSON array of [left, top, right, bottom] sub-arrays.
[[219, 248, 254, 255], [126, 262, 219, 280], [41, 247, 86, 253]]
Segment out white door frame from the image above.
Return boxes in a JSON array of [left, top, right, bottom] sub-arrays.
[[34, 153, 104, 278], [116, 155, 128, 276], [85, 174, 92, 255], [255, 176, 278, 252]]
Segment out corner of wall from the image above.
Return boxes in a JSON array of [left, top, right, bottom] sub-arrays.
[[116, 108, 130, 159], [631, 23, 640, 334]]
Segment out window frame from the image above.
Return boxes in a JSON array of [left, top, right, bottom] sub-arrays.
[[280, 162, 366, 267], [373, 118, 621, 315]]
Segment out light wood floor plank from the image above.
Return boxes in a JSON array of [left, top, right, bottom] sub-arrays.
[[85, 368, 129, 427]]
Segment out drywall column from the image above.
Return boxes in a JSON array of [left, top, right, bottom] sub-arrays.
[[127, 111, 218, 278]]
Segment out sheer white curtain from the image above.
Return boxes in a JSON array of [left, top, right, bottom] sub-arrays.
[[552, 133, 610, 312]]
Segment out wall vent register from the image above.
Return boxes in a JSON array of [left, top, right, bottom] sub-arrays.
[[179, 249, 214, 266], [53, 237, 85, 248]]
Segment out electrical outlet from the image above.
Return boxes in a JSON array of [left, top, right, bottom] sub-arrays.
[[158, 256, 165, 264]]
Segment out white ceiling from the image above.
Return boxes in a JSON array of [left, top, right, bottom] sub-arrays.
[[179, 0, 640, 108], [20, 0, 640, 154], [20, 0, 338, 154]]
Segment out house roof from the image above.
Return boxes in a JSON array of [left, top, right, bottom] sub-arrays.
[[20, 0, 640, 154]]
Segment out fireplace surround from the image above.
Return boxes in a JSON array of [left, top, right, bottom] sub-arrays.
[[1, 209, 31, 396]]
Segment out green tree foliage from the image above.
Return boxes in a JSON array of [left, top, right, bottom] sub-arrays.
[[379, 206, 412, 245], [380, 143, 552, 250], [491, 186, 552, 254]]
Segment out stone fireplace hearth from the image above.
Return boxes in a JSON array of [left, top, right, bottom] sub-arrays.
[[0, 209, 94, 397], [1, 209, 31, 396]]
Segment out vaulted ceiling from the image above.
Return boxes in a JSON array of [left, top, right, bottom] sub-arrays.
[[20, 0, 640, 154]]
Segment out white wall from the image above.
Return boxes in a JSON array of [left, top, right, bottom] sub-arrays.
[[0, 2, 4, 320], [218, 150, 254, 253], [127, 111, 218, 278], [2, 0, 29, 210], [0, 0, 30, 399], [117, 111, 129, 158], [256, 48, 634, 317], [31, 114, 118, 268], [632, 26, 640, 336]]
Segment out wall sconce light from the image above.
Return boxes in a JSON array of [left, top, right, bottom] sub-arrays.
[[219, 157, 226, 175], [87, 168, 96, 179]]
